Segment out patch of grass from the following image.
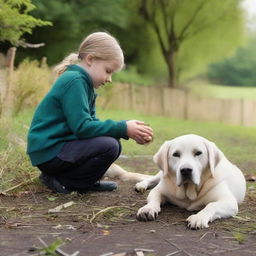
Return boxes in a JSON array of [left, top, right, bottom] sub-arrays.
[[98, 108, 256, 172], [40, 238, 64, 256], [101, 207, 134, 223], [0, 111, 37, 192], [186, 79, 256, 100], [232, 232, 247, 244]]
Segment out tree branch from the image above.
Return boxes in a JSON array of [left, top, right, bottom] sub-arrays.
[[139, 0, 168, 56], [183, 5, 234, 40], [16, 40, 45, 48], [159, 0, 169, 37], [178, 0, 207, 42]]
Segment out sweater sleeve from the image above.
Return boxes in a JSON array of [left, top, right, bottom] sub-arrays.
[[61, 79, 128, 139]]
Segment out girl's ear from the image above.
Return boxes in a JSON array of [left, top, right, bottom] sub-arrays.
[[84, 54, 94, 66], [153, 141, 172, 176]]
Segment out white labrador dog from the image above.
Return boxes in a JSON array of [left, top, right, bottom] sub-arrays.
[[135, 134, 246, 229]]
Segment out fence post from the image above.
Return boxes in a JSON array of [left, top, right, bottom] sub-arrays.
[[240, 98, 244, 126], [184, 89, 189, 120], [2, 47, 17, 117]]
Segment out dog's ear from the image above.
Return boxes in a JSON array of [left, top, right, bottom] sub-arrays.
[[203, 139, 222, 177], [153, 141, 171, 175]]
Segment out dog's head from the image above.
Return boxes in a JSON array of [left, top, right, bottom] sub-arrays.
[[153, 134, 222, 187]]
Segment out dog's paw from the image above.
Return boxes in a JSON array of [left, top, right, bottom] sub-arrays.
[[135, 181, 148, 193], [186, 213, 210, 229], [136, 205, 160, 221]]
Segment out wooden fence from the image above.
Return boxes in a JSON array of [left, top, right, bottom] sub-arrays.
[[98, 83, 256, 127]]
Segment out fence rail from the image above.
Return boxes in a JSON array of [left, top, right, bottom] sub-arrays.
[[98, 83, 256, 127]]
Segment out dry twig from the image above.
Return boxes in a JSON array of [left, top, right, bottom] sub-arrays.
[[48, 201, 75, 214], [165, 239, 193, 256]]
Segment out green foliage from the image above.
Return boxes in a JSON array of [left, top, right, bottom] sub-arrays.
[[15, 0, 167, 80], [117, 1, 168, 78], [0, 0, 51, 44], [207, 36, 256, 87], [0, 0, 247, 87], [113, 66, 155, 86], [72, 0, 128, 30], [17, 0, 129, 64], [41, 239, 63, 256]]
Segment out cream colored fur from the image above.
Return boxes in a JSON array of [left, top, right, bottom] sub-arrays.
[[105, 163, 152, 182], [135, 134, 246, 229]]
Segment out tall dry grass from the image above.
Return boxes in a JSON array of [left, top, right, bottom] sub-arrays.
[[11, 58, 52, 115], [0, 59, 52, 190]]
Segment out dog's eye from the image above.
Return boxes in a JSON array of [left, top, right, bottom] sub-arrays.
[[172, 152, 180, 157], [195, 151, 202, 156]]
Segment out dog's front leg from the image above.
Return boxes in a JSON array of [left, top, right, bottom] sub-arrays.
[[135, 171, 162, 193], [187, 197, 238, 229], [136, 185, 164, 221]]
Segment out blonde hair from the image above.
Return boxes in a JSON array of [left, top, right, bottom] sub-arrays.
[[54, 32, 124, 76]]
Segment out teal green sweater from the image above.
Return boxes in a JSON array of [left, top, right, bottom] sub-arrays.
[[27, 65, 128, 166]]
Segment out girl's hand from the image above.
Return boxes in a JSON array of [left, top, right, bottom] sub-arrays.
[[126, 120, 154, 145]]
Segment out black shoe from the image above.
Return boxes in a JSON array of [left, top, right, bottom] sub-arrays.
[[79, 181, 117, 193], [91, 181, 117, 191], [39, 173, 71, 194]]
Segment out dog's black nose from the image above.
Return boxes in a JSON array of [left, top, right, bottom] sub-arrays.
[[181, 168, 192, 177]]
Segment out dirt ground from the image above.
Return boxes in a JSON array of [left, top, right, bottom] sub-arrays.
[[0, 156, 256, 256]]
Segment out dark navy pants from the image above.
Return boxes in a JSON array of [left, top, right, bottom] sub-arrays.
[[37, 136, 121, 191]]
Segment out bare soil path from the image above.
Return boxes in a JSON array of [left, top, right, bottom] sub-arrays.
[[0, 157, 255, 256]]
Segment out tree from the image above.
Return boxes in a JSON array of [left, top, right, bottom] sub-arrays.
[[0, 0, 51, 45], [7, 0, 165, 79], [138, 0, 244, 88], [16, 0, 129, 65]]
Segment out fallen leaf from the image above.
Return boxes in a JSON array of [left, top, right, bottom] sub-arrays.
[[245, 174, 256, 182], [102, 230, 110, 236], [47, 196, 58, 201]]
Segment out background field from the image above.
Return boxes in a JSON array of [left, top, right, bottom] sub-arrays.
[[1, 107, 255, 192], [186, 80, 256, 100]]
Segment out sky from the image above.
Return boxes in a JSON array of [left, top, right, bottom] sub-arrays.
[[241, 0, 256, 30], [241, 0, 256, 18]]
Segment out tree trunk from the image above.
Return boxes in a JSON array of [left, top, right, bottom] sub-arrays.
[[165, 50, 178, 88]]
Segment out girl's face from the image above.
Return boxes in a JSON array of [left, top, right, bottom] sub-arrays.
[[83, 57, 121, 89]]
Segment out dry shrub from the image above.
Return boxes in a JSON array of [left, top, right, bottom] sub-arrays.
[[11, 58, 52, 115]]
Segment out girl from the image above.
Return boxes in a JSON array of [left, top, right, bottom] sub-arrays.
[[27, 32, 153, 194]]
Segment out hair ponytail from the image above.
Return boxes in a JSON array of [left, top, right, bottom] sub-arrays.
[[54, 53, 79, 76]]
